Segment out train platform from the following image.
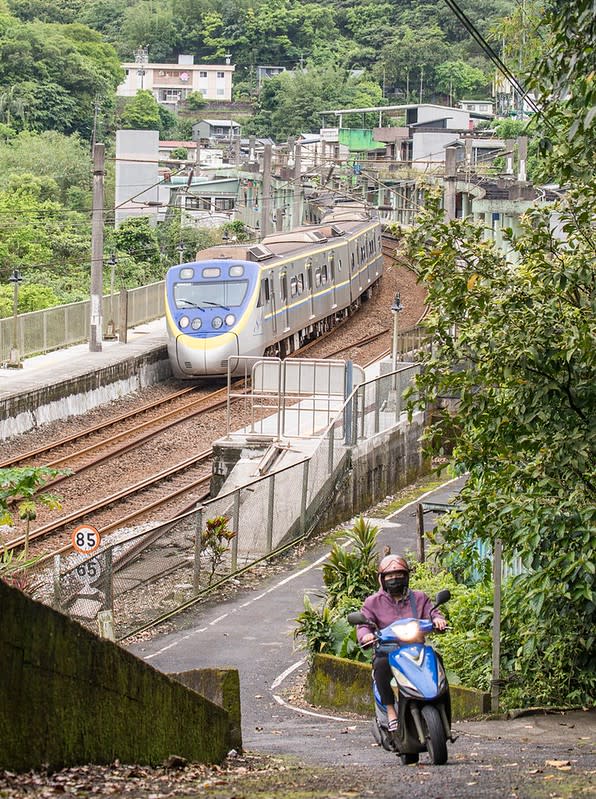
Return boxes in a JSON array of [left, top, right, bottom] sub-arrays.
[[0, 318, 169, 441]]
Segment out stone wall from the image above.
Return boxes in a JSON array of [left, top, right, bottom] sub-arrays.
[[0, 581, 237, 771], [306, 653, 490, 719]]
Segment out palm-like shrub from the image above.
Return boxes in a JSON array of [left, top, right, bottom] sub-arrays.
[[321, 516, 379, 606]]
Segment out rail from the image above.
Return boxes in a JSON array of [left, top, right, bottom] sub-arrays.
[[49, 361, 426, 639]]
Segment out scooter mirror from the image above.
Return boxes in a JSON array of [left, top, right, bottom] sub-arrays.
[[434, 589, 451, 607], [347, 611, 373, 627]]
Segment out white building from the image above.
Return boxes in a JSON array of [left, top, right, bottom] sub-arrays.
[[117, 53, 235, 107]]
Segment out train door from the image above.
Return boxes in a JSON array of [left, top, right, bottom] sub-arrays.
[[329, 251, 337, 308], [306, 259, 315, 318], [269, 269, 278, 335], [280, 270, 290, 331]]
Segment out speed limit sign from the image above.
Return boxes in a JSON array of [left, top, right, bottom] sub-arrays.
[[71, 524, 101, 554]]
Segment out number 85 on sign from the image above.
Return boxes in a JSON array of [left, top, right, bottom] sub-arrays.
[[71, 524, 101, 554]]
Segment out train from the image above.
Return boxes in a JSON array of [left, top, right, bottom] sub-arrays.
[[165, 202, 384, 378]]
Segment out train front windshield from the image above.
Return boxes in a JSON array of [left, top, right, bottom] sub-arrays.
[[173, 280, 249, 308]]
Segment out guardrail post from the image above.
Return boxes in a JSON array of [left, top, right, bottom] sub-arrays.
[[194, 506, 204, 592], [231, 490, 240, 571], [118, 288, 128, 343], [374, 378, 380, 434], [53, 554, 61, 610], [300, 459, 309, 536], [267, 473, 275, 552], [328, 424, 335, 473], [103, 548, 114, 611]]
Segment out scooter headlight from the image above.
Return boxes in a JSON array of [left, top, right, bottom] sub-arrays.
[[225, 313, 236, 326], [390, 621, 420, 642], [179, 315, 190, 329]]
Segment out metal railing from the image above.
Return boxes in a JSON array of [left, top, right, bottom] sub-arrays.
[[51, 363, 424, 639], [0, 282, 165, 363]]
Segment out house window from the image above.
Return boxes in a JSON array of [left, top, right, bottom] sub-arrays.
[[214, 197, 235, 211], [185, 196, 211, 210], [217, 89, 225, 96], [217, 71, 225, 79], [199, 71, 207, 78]]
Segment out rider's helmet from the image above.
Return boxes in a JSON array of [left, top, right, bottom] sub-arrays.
[[378, 554, 410, 595]]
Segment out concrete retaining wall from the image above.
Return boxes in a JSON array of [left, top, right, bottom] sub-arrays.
[[314, 411, 429, 530], [0, 347, 170, 440], [0, 581, 237, 771], [306, 653, 490, 719]]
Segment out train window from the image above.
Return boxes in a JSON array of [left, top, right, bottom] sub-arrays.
[[258, 278, 270, 307], [338, 258, 342, 272], [315, 268, 321, 287], [280, 273, 287, 302], [202, 267, 221, 278], [351, 253, 355, 271], [306, 260, 313, 290], [298, 274, 304, 293], [174, 279, 248, 308], [321, 265, 328, 284], [329, 253, 335, 280], [290, 276, 298, 297]]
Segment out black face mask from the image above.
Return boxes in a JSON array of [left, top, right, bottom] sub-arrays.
[[384, 577, 408, 595]]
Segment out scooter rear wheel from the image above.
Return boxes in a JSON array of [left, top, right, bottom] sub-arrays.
[[421, 705, 448, 765]]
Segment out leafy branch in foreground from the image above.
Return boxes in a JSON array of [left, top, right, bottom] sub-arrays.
[[405, 180, 595, 705]]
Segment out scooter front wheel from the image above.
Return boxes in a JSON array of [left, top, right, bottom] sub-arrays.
[[400, 752, 419, 765], [421, 705, 448, 765]]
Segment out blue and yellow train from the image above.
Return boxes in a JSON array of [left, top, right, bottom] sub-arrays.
[[165, 203, 384, 378]]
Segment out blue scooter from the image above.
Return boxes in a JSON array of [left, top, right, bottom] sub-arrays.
[[348, 589, 455, 765]]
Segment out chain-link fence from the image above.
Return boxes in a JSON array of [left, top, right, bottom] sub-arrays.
[[0, 282, 164, 363], [51, 363, 428, 639]]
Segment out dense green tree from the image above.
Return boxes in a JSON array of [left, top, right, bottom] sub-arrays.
[[247, 63, 383, 139], [7, 0, 85, 23], [118, 89, 161, 130], [0, 131, 91, 206], [404, 0, 595, 706], [0, 17, 122, 137], [434, 59, 488, 102]]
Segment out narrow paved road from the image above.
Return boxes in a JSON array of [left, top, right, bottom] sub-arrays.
[[129, 478, 595, 798]]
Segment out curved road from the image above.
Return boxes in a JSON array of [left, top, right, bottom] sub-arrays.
[[129, 477, 595, 798]]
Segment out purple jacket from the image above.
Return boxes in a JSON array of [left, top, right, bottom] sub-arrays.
[[356, 588, 445, 644]]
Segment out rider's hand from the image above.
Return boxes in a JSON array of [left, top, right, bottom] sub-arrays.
[[361, 632, 376, 645], [433, 617, 447, 631]]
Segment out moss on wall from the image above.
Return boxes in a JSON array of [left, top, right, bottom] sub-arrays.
[[306, 653, 490, 719], [0, 581, 236, 772], [170, 669, 242, 751]]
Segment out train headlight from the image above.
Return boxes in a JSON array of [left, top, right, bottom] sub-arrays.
[[212, 316, 223, 329], [225, 314, 236, 326], [179, 315, 190, 329], [191, 318, 202, 330]]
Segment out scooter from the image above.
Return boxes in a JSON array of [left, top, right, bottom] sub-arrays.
[[348, 589, 455, 765]]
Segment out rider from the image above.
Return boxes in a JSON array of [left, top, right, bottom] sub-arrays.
[[356, 554, 447, 732]]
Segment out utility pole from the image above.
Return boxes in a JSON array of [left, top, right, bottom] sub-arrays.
[[293, 143, 302, 228], [419, 65, 424, 104], [261, 142, 272, 237], [89, 142, 105, 352]]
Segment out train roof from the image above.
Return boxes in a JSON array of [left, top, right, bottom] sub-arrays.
[[194, 208, 376, 264]]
